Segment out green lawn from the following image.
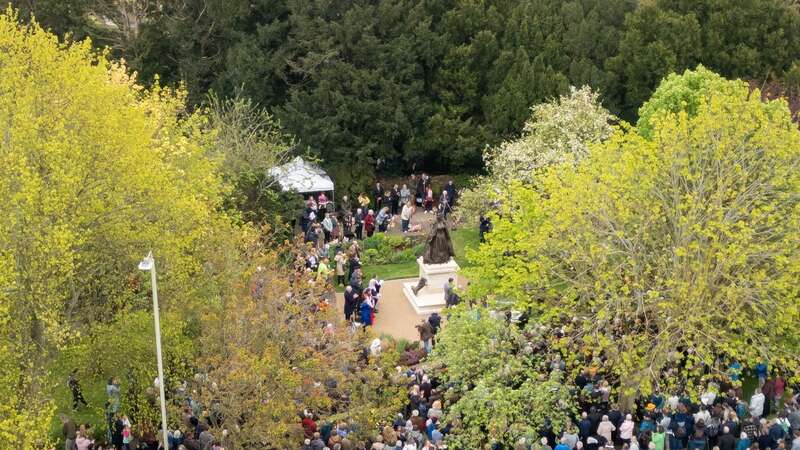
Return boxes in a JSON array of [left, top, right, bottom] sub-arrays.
[[357, 225, 480, 281], [452, 226, 480, 267], [50, 358, 112, 443]]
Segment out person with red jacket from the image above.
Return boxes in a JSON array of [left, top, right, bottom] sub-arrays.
[[301, 411, 317, 439], [364, 210, 376, 237]]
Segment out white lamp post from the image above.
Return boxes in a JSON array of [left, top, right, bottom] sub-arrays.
[[138, 251, 170, 449]]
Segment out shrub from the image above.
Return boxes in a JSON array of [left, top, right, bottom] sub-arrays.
[[359, 233, 424, 265]]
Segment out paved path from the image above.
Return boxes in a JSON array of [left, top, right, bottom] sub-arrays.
[[336, 278, 430, 342]]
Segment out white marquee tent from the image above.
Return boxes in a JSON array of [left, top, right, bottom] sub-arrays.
[[269, 156, 334, 195]]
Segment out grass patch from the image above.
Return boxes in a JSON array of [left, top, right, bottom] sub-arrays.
[[360, 260, 419, 281], [452, 226, 480, 267], [50, 357, 112, 443]]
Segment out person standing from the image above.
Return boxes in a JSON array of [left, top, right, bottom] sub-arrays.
[[360, 291, 375, 329], [479, 215, 492, 243], [376, 207, 390, 233], [317, 257, 332, 283], [415, 319, 434, 353], [68, 369, 88, 410], [428, 312, 441, 348], [105, 377, 121, 444], [438, 191, 450, 218], [365, 210, 376, 237], [335, 251, 347, 286], [111, 413, 124, 450], [445, 180, 457, 206], [358, 193, 370, 211], [75, 430, 93, 450], [401, 202, 413, 233], [373, 182, 384, 210], [415, 175, 425, 206], [774, 373, 786, 411], [718, 427, 736, 450], [350, 267, 364, 295], [400, 184, 411, 207], [755, 362, 768, 387], [390, 184, 400, 215], [322, 213, 333, 243], [424, 186, 434, 213], [61, 414, 78, 450], [443, 278, 454, 307], [343, 286, 359, 322], [750, 388, 765, 419], [340, 195, 352, 216], [620, 414, 635, 445], [354, 208, 364, 240], [597, 416, 616, 446]]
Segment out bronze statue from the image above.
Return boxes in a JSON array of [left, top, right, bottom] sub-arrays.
[[422, 215, 455, 264]]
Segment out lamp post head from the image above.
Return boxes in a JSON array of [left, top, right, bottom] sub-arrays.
[[138, 251, 154, 271]]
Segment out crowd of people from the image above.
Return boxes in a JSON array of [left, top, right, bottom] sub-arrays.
[[298, 348, 800, 450], [295, 174, 459, 331], [299, 174, 458, 245], [61, 375, 228, 450], [300, 366, 449, 450], [553, 366, 799, 450]]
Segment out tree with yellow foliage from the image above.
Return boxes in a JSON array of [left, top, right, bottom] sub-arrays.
[[0, 10, 234, 446], [465, 68, 800, 399]]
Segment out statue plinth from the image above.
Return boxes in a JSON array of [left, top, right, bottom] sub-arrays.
[[403, 256, 460, 315]]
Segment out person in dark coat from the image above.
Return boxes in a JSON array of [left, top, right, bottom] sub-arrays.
[[428, 312, 442, 334], [445, 180, 457, 205], [111, 414, 124, 450], [354, 208, 364, 240], [718, 427, 737, 450], [579, 412, 593, 442], [588, 407, 603, 434], [479, 215, 492, 244], [343, 286, 359, 322], [68, 369, 88, 409], [349, 267, 363, 295], [390, 184, 400, 216], [373, 182, 384, 210]]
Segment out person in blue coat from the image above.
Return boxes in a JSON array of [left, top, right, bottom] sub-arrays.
[[360, 297, 373, 328], [755, 362, 768, 387]]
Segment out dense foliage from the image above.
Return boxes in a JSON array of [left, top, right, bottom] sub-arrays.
[[464, 69, 800, 399], [13, 0, 800, 186], [190, 239, 407, 448], [455, 86, 614, 225], [0, 14, 407, 447], [0, 11, 236, 446], [428, 307, 575, 449]]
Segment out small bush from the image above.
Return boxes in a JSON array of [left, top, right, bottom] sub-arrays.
[[359, 233, 423, 265]]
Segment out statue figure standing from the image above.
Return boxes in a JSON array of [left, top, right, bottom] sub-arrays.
[[423, 215, 455, 264]]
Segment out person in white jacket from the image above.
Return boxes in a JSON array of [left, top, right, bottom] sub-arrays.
[[750, 387, 766, 418], [620, 414, 636, 444], [597, 415, 616, 447], [694, 405, 711, 424]]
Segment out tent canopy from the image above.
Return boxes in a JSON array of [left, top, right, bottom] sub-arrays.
[[269, 156, 334, 194]]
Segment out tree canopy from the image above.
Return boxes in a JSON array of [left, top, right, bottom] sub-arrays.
[[0, 11, 244, 445], [13, 0, 800, 184], [464, 68, 800, 397], [429, 307, 575, 449]]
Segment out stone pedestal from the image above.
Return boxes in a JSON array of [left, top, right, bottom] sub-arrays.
[[402, 256, 459, 314]]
